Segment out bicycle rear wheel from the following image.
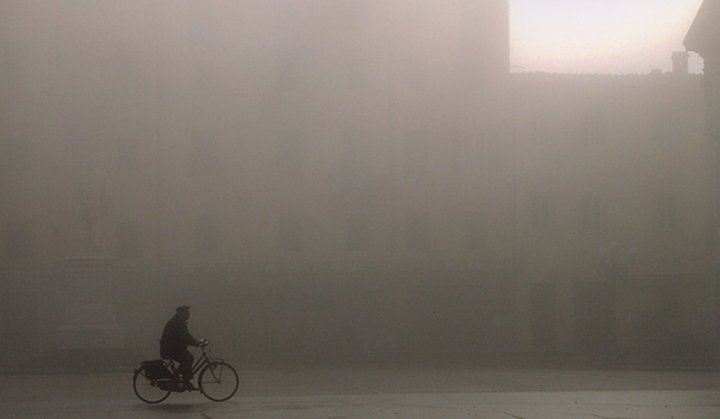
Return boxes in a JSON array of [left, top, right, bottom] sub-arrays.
[[133, 367, 172, 404], [198, 361, 239, 402]]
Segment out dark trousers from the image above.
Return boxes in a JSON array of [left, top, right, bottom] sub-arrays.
[[171, 350, 194, 382]]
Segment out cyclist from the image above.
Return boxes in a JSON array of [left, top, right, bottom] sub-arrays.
[[160, 305, 204, 390]]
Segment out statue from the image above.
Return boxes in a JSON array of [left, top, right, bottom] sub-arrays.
[[56, 167, 123, 351]]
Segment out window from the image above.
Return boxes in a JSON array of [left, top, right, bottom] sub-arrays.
[[580, 195, 605, 231], [4, 221, 33, 259], [530, 196, 551, 230], [400, 51, 429, 94], [344, 58, 369, 91], [116, 220, 142, 258], [194, 214, 218, 253], [4, 45, 28, 82], [116, 137, 140, 170], [450, 138, 466, 173], [190, 136, 220, 178], [278, 211, 303, 252], [192, 62, 215, 89], [451, 137, 479, 176], [343, 130, 371, 182], [581, 115, 602, 146], [341, 130, 387, 199], [2, 137, 31, 171], [275, 133, 304, 177], [188, 5, 216, 49], [464, 211, 486, 250], [406, 211, 430, 250], [186, 5, 216, 89], [657, 194, 677, 231], [484, 135, 502, 174], [346, 211, 371, 251], [403, 132, 429, 178], [275, 55, 300, 92], [273, 1, 306, 92]]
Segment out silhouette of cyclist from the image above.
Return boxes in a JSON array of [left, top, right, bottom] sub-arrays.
[[160, 305, 203, 390]]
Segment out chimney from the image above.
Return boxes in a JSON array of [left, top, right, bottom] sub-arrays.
[[672, 51, 689, 75]]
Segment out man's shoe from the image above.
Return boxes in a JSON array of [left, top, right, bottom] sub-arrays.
[[184, 382, 199, 392]]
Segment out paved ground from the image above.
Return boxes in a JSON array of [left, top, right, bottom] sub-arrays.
[[1, 368, 719, 418]]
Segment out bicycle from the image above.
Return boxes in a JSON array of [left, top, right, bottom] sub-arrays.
[[133, 340, 239, 403]]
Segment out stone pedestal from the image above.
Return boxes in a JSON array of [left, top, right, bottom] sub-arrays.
[[55, 257, 124, 351]]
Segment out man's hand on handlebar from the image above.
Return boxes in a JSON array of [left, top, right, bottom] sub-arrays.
[[199, 339, 209, 347]]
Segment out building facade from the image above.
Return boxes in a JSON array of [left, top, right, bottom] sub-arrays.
[[512, 70, 712, 356], [1, 1, 716, 364], [685, 0, 720, 358]]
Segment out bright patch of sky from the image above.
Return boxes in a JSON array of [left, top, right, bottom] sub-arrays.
[[510, 0, 705, 74]]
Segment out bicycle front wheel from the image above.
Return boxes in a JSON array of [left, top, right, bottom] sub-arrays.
[[198, 361, 239, 402], [133, 367, 172, 404]]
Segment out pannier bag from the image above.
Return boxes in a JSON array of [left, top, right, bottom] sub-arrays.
[[141, 360, 173, 379]]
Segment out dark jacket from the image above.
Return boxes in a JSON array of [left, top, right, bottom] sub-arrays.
[[160, 315, 198, 358]]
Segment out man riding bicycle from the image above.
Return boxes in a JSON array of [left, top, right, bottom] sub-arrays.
[[160, 305, 203, 390]]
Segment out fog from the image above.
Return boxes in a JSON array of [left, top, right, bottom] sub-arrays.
[[1, 0, 718, 373]]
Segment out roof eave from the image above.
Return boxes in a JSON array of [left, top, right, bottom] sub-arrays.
[[684, 0, 717, 57]]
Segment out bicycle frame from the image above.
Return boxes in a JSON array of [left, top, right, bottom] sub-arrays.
[[167, 344, 218, 380], [190, 345, 212, 378]]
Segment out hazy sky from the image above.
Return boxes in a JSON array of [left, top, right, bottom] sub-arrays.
[[510, 0, 705, 74]]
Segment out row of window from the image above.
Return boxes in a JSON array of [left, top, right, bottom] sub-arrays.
[[528, 195, 679, 231], [111, 134, 500, 179], [190, 212, 487, 253], [2, 198, 680, 260]]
